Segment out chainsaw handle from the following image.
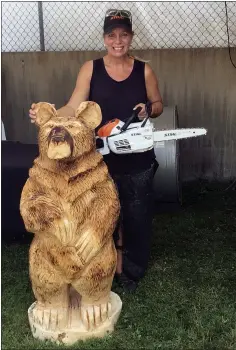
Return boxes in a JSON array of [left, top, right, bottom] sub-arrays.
[[120, 106, 142, 132]]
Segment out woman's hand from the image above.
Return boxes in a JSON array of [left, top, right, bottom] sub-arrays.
[[29, 103, 55, 123], [133, 103, 147, 120], [29, 103, 37, 123]]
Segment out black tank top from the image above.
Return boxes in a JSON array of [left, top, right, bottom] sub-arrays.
[[89, 57, 156, 175]]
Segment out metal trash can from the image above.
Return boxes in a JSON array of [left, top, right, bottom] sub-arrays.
[[152, 106, 182, 205]]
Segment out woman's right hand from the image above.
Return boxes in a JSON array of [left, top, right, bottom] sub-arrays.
[[29, 103, 56, 123], [29, 103, 37, 123]]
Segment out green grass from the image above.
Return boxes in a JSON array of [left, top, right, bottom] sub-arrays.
[[2, 181, 236, 349]]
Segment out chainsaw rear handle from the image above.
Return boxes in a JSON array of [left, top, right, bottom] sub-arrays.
[[120, 106, 142, 132]]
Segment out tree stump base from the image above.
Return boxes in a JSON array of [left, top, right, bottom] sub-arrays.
[[28, 291, 122, 346]]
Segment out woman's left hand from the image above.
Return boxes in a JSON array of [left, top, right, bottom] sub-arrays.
[[133, 103, 147, 120]]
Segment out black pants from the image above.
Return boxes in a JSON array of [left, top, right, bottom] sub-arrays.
[[110, 161, 158, 281]]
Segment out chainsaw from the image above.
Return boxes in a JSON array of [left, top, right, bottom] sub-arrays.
[[96, 106, 207, 156]]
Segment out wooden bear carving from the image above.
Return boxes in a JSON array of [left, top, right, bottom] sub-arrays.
[[20, 102, 121, 344]]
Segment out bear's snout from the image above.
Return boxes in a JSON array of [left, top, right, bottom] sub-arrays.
[[49, 126, 69, 142], [47, 126, 74, 160]]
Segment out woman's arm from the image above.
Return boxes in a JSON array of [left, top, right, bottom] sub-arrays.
[[144, 63, 163, 118], [57, 60, 93, 117], [29, 60, 93, 121], [133, 63, 163, 119]]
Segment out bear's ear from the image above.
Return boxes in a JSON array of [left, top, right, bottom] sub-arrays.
[[34, 102, 57, 127], [75, 101, 102, 129]]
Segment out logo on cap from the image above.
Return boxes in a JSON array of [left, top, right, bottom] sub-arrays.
[[111, 16, 124, 20]]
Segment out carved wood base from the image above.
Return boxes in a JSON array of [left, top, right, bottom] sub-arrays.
[[28, 292, 122, 345]]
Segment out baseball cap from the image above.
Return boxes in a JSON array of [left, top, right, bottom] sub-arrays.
[[103, 9, 132, 34]]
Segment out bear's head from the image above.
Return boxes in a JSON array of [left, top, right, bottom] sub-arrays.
[[34, 101, 102, 161]]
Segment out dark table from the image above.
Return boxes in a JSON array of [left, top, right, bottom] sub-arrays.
[[2, 141, 39, 243]]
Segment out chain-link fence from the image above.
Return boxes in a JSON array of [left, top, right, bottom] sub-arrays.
[[2, 1, 236, 52]]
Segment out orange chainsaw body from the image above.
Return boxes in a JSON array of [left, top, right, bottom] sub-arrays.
[[97, 119, 121, 137]]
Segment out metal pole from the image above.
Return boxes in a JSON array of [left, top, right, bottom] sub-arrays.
[[38, 1, 45, 51]]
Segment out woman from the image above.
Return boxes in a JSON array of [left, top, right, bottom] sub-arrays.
[[29, 9, 163, 292]]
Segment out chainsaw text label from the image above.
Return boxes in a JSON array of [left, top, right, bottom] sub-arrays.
[[164, 132, 176, 137]]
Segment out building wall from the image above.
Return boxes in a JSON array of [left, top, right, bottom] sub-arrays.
[[2, 48, 236, 180]]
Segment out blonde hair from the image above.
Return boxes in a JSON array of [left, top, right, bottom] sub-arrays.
[[128, 31, 150, 63], [128, 53, 150, 63]]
